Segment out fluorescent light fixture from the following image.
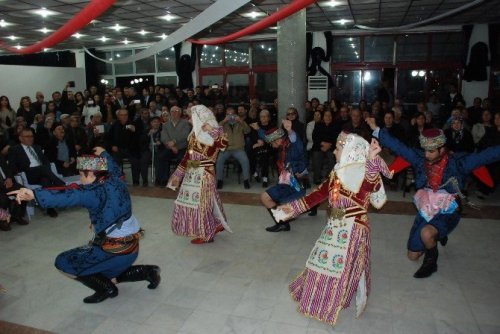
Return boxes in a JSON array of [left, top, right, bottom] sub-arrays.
[[159, 13, 178, 21], [31, 7, 58, 18], [38, 27, 52, 34], [269, 26, 277, 30], [243, 11, 265, 19], [99, 36, 109, 42], [73, 33, 84, 39], [122, 39, 130, 45], [43, 48, 51, 52], [0, 20, 13, 28], [110, 24, 126, 32], [7, 35, 19, 41], [137, 30, 150, 35], [333, 18, 352, 25], [328, 0, 341, 7]]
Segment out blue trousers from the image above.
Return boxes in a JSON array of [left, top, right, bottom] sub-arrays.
[[216, 149, 250, 181], [407, 212, 460, 252]]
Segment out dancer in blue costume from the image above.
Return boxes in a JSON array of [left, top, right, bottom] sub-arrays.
[[366, 117, 500, 278], [9, 147, 160, 303]]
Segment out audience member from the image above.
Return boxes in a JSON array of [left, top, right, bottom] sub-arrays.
[[0, 155, 28, 231], [44, 124, 77, 176]]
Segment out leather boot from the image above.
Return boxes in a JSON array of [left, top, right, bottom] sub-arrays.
[[308, 205, 318, 216], [75, 274, 118, 303], [116, 265, 161, 289], [265, 222, 290, 232], [413, 246, 438, 278]]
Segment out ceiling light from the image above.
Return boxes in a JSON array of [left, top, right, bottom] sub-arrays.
[[99, 36, 109, 42], [110, 24, 126, 32], [244, 11, 265, 19], [43, 48, 51, 52], [328, 0, 341, 7], [31, 7, 58, 18], [38, 27, 52, 34], [15, 44, 22, 50], [122, 39, 130, 45], [158, 33, 168, 39], [269, 26, 277, 30], [418, 70, 426, 77], [363, 72, 371, 81], [159, 13, 177, 21], [73, 33, 84, 39], [411, 70, 418, 77], [8, 35, 18, 41], [0, 20, 13, 28], [333, 18, 352, 25], [116, 54, 121, 58], [137, 30, 150, 35]]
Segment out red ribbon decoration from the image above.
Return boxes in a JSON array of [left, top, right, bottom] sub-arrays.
[[0, 0, 116, 54], [189, 0, 317, 45]]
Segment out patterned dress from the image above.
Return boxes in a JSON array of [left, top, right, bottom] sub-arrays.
[[171, 127, 229, 241], [284, 156, 390, 326]]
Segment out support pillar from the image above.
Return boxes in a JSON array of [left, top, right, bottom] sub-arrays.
[[277, 9, 307, 122]]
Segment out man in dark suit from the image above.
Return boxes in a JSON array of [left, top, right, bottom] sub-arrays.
[[8, 128, 64, 217], [0, 155, 28, 230], [44, 124, 77, 177]]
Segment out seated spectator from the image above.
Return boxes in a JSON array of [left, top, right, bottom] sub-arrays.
[[311, 110, 338, 184], [0, 154, 28, 231], [66, 115, 89, 156], [249, 109, 275, 187], [86, 112, 108, 148], [134, 109, 152, 186], [160, 110, 169, 124], [8, 128, 64, 217], [0, 96, 16, 134], [342, 108, 371, 141], [17, 96, 37, 127], [445, 118, 474, 153], [31, 92, 47, 115], [157, 106, 191, 186], [216, 107, 251, 189], [408, 112, 431, 149], [107, 109, 141, 185], [285, 107, 306, 144], [471, 109, 493, 147], [44, 124, 77, 176], [34, 115, 55, 151], [426, 94, 442, 125], [148, 101, 162, 118], [379, 110, 406, 167], [306, 111, 322, 152]]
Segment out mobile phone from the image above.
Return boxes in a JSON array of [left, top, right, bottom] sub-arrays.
[[211, 84, 219, 89], [96, 125, 105, 133], [133, 99, 141, 104], [68, 81, 75, 88], [88, 100, 94, 105]]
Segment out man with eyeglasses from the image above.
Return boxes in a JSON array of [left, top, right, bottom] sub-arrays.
[[8, 128, 64, 217]]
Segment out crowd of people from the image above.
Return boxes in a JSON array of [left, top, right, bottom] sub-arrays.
[[0, 81, 499, 232]]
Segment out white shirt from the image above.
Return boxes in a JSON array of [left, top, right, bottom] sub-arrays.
[[21, 144, 41, 168]]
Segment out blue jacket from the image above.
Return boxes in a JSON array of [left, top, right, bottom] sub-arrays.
[[378, 127, 500, 193], [34, 151, 132, 235]]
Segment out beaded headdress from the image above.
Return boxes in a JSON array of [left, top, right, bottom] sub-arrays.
[[264, 127, 285, 143], [76, 155, 108, 171], [419, 128, 446, 151]]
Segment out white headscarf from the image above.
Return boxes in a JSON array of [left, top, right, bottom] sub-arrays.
[[334, 132, 369, 193], [190, 105, 219, 146]]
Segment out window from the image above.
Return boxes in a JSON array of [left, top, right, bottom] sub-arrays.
[[432, 33, 464, 62], [201, 75, 223, 87], [362, 70, 382, 103], [252, 41, 277, 65], [227, 74, 249, 104], [364, 36, 394, 62], [200, 45, 223, 68], [95, 51, 113, 75], [333, 37, 360, 63], [157, 76, 177, 86], [135, 48, 156, 73], [114, 50, 133, 75], [398, 69, 426, 103], [225, 43, 249, 67], [157, 48, 176, 72], [427, 69, 460, 101], [397, 35, 428, 61], [254, 72, 277, 103], [332, 71, 361, 104]]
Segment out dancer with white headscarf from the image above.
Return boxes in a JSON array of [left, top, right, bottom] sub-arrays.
[[168, 105, 231, 244], [273, 132, 393, 327]]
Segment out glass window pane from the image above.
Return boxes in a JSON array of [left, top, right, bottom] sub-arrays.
[[252, 41, 277, 65], [135, 48, 156, 73], [397, 69, 426, 104], [432, 33, 464, 62], [427, 69, 460, 101], [227, 74, 249, 104], [95, 51, 113, 75], [114, 50, 133, 75], [364, 36, 394, 62], [254, 72, 277, 103], [362, 70, 382, 103], [333, 37, 360, 63], [332, 70, 361, 104], [397, 35, 428, 61], [157, 76, 177, 86], [157, 47, 176, 72], [225, 43, 249, 67], [200, 45, 223, 68], [201, 75, 224, 87]]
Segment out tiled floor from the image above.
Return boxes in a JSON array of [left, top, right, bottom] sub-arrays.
[[1, 173, 499, 334]]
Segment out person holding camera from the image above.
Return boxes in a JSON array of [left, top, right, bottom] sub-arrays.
[[215, 107, 251, 189]]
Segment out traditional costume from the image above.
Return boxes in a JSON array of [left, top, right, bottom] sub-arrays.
[[169, 105, 231, 244], [32, 152, 160, 303], [273, 132, 392, 326], [374, 127, 500, 278]]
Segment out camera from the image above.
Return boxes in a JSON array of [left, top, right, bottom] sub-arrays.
[[95, 125, 105, 134], [133, 99, 141, 104]]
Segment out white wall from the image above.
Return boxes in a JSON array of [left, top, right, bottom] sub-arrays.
[[462, 24, 490, 107], [0, 64, 86, 107]]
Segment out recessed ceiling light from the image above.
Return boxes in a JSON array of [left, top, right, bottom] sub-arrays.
[[122, 39, 130, 45], [158, 33, 168, 39], [137, 30, 150, 35], [31, 7, 58, 18], [243, 11, 265, 19], [269, 26, 277, 30], [15, 44, 22, 49], [328, 0, 341, 7], [8, 35, 19, 41], [73, 33, 84, 39], [0, 19, 13, 28], [110, 24, 126, 32], [43, 48, 51, 52], [333, 18, 352, 25], [38, 27, 52, 34], [159, 13, 177, 21], [99, 36, 109, 42]]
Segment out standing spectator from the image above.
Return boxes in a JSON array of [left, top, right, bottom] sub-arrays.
[[31, 92, 47, 115], [74, 92, 85, 114], [17, 96, 37, 127], [142, 88, 152, 107], [87, 112, 108, 148], [311, 110, 338, 184], [0, 96, 16, 133], [249, 109, 275, 187], [134, 109, 152, 186], [66, 115, 89, 156], [61, 84, 78, 115], [471, 109, 493, 147], [157, 106, 191, 186], [148, 101, 161, 118], [82, 97, 101, 126], [216, 107, 251, 189], [467, 97, 483, 125], [44, 124, 77, 176], [0, 155, 28, 230], [52, 91, 62, 111], [426, 94, 442, 126]]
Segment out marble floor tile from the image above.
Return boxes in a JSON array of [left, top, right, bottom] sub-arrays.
[[179, 309, 229, 334]]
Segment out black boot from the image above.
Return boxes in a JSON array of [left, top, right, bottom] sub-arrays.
[[308, 205, 318, 216], [75, 274, 118, 303], [413, 246, 438, 278], [265, 222, 290, 232], [116, 265, 161, 289], [439, 236, 448, 246]]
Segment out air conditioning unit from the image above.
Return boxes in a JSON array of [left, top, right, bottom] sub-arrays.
[[308, 76, 329, 103]]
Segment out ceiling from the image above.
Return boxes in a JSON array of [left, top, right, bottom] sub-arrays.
[[0, 0, 499, 53]]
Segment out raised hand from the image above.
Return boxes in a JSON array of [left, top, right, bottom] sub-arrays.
[[369, 138, 382, 160], [365, 117, 377, 131]]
